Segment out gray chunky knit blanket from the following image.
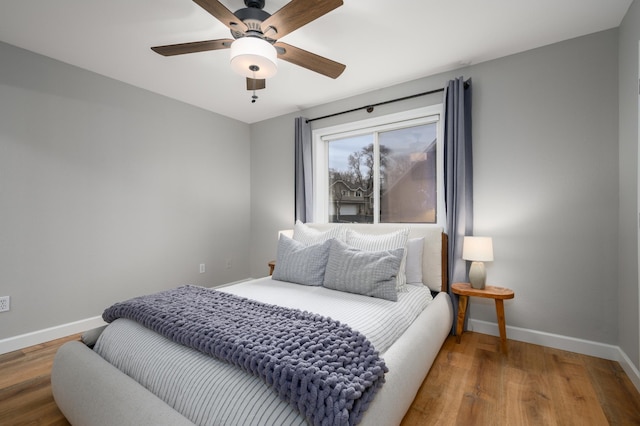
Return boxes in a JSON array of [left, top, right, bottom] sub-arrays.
[[102, 285, 387, 426]]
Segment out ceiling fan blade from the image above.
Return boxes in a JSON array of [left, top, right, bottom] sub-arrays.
[[151, 39, 234, 56], [261, 0, 342, 39], [247, 78, 266, 91], [193, 0, 248, 32], [275, 42, 345, 79]]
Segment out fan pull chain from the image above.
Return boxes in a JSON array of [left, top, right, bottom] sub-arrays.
[[251, 68, 258, 103]]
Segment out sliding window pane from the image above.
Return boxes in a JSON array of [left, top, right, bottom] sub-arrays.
[[379, 124, 437, 223], [328, 134, 374, 223]]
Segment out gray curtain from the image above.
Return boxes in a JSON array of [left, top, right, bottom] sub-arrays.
[[295, 117, 313, 222], [444, 77, 473, 333]]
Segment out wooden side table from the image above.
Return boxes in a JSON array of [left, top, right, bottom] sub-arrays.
[[452, 282, 515, 353], [268, 260, 275, 276]]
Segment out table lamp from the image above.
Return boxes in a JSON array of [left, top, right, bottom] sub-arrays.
[[462, 236, 494, 289]]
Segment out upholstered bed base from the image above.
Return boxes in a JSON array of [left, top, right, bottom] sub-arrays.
[[52, 292, 452, 426]]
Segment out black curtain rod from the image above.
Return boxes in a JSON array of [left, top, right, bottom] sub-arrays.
[[306, 80, 470, 123], [306, 87, 445, 123]]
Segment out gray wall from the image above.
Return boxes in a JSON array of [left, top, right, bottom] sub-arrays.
[[619, 0, 640, 369], [0, 42, 252, 339], [470, 30, 619, 344], [250, 29, 622, 346]]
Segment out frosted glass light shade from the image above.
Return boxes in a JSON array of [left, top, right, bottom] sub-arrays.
[[230, 37, 277, 79], [462, 236, 494, 262]]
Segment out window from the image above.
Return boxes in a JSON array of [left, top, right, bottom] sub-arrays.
[[312, 105, 444, 225]]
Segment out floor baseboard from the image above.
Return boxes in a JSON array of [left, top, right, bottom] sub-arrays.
[[0, 316, 106, 355], [469, 318, 640, 393]]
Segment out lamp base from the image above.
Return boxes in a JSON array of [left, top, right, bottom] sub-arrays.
[[469, 261, 486, 289]]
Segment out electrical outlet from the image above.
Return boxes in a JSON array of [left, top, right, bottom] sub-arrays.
[[199, 264, 206, 274], [0, 296, 10, 313]]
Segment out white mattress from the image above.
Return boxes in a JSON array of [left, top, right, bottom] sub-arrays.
[[94, 279, 436, 426]]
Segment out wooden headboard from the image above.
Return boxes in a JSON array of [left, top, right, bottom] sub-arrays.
[[440, 233, 448, 293], [305, 224, 449, 293]]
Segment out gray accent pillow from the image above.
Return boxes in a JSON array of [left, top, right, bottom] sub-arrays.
[[345, 228, 409, 292], [323, 239, 403, 302], [272, 236, 331, 286]]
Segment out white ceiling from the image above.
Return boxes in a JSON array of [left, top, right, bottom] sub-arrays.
[[0, 0, 632, 124]]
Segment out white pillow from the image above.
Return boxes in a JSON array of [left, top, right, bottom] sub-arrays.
[[345, 228, 410, 292], [292, 220, 346, 245], [405, 238, 424, 286]]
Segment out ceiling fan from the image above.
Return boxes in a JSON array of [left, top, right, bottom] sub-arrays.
[[151, 0, 346, 96]]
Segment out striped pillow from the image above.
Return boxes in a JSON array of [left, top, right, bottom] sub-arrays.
[[324, 239, 402, 302], [292, 220, 346, 245], [346, 228, 410, 291]]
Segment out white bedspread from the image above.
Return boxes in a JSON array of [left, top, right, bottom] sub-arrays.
[[94, 279, 434, 426]]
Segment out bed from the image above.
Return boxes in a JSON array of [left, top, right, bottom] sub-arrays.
[[51, 223, 453, 426]]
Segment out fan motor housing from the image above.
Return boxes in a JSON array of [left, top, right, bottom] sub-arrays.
[[232, 6, 271, 39], [234, 7, 270, 25]]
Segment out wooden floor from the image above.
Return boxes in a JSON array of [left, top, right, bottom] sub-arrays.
[[0, 333, 81, 426], [401, 332, 640, 426], [1, 332, 639, 426]]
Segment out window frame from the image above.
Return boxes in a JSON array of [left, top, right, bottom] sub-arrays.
[[311, 105, 445, 225]]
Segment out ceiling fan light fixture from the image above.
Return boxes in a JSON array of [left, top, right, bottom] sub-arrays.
[[230, 37, 278, 79]]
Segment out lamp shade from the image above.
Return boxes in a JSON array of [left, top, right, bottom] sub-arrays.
[[230, 37, 277, 79], [462, 236, 494, 262]]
